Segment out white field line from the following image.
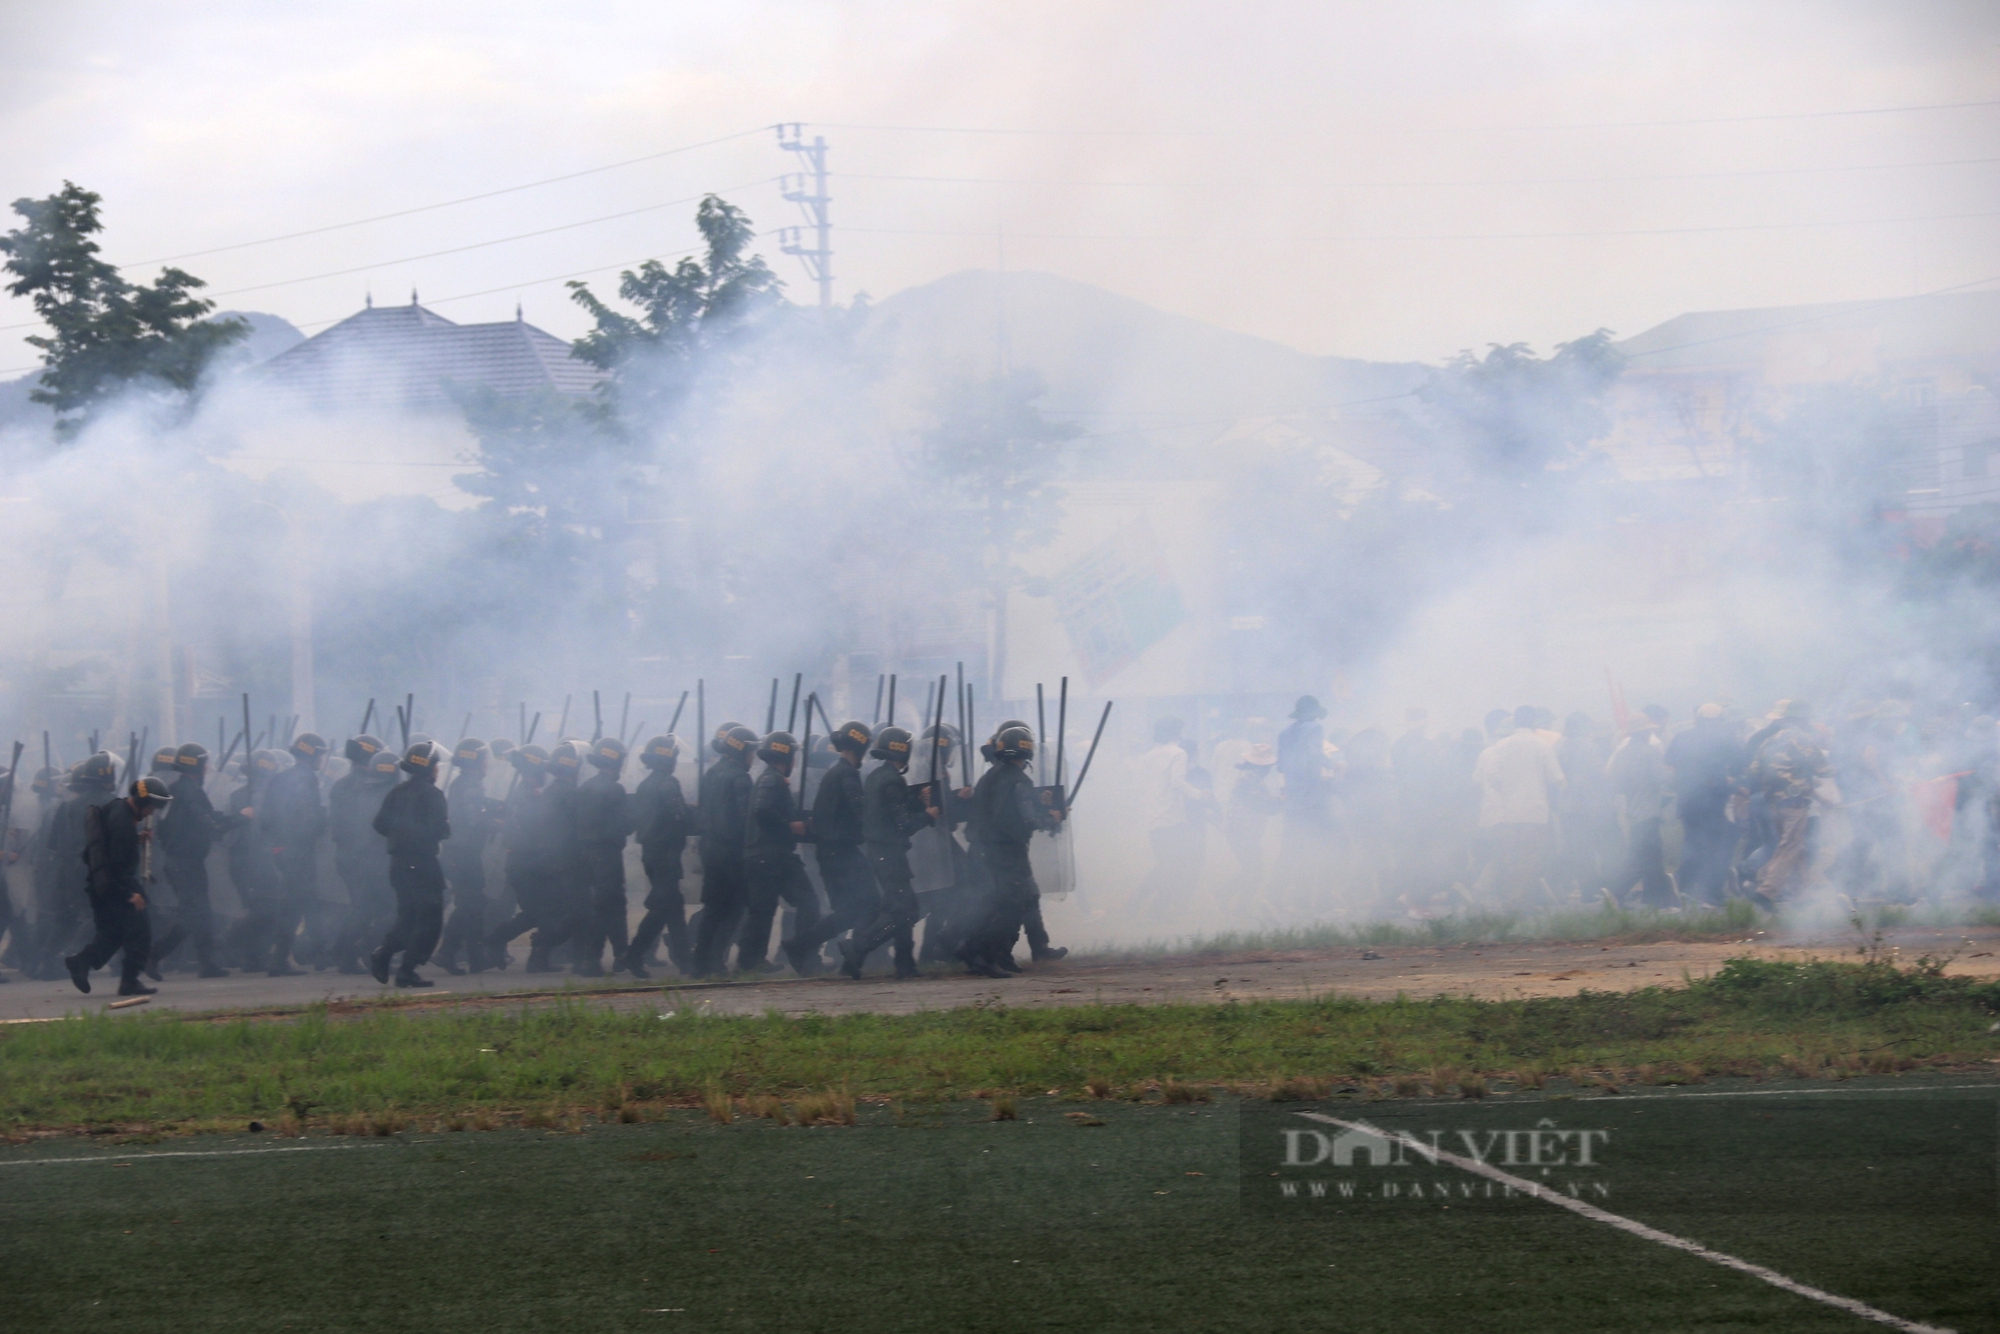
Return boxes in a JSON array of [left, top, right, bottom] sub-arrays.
[[1297, 1112, 1954, 1334], [0, 1143, 380, 1168], [1491, 1082, 2000, 1104]]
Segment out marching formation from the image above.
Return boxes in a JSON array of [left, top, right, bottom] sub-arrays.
[[0, 677, 1097, 996]]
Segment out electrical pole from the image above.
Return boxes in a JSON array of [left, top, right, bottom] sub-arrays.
[[776, 124, 833, 308]]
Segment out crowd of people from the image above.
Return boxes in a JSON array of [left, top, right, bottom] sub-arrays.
[[1134, 693, 2000, 921], [0, 714, 1072, 996]]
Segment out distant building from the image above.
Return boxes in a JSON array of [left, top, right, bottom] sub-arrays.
[[1601, 289, 2000, 516], [255, 294, 604, 413]]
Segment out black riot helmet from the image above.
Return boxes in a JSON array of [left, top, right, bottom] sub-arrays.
[[344, 734, 386, 766], [639, 735, 680, 772], [871, 725, 914, 765], [250, 748, 284, 779], [549, 740, 583, 781], [76, 751, 119, 792], [508, 743, 549, 778], [401, 741, 441, 779], [710, 721, 747, 756], [757, 730, 798, 769], [453, 738, 488, 771], [587, 737, 627, 772], [714, 724, 757, 761], [151, 746, 179, 776], [488, 738, 515, 765], [368, 747, 402, 781], [31, 765, 61, 798], [993, 724, 1036, 762], [830, 720, 872, 756], [290, 732, 329, 765], [129, 774, 174, 811], [174, 743, 209, 777], [921, 721, 961, 755]]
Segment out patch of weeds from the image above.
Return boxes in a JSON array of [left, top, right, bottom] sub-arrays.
[[792, 1089, 856, 1127], [703, 1087, 733, 1125], [1161, 1078, 1211, 1104], [990, 1096, 1019, 1122], [1266, 1077, 1329, 1103]]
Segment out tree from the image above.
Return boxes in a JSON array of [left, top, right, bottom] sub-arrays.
[[454, 196, 790, 657], [1, 182, 245, 439], [920, 370, 1077, 693], [566, 194, 784, 428], [1418, 330, 1624, 483]]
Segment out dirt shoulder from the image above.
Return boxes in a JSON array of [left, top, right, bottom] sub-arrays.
[[7, 923, 1996, 1025]]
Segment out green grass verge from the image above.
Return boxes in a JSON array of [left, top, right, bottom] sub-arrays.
[[1, 1090, 1993, 1333], [4, 957, 1998, 1136], [1074, 899, 1770, 959]]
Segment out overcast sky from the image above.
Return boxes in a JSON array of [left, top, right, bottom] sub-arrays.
[[2, 0, 1996, 372]]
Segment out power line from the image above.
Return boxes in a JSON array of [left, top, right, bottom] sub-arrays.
[[811, 99, 2000, 137], [840, 208, 2000, 245], [0, 179, 777, 332], [120, 125, 775, 267], [839, 155, 2000, 191]]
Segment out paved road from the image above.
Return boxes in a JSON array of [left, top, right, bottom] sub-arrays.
[[5, 924, 1994, 1023]]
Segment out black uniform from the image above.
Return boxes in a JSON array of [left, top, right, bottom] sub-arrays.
[[623, 768, 692, 973], [847, 761, 933, 976], [37, 781, 115, 977], [328, 767, 395, 971], [965, 760, 1060, 968], [156, 771, 232, 974], [487, 777, 578, 970], [372, 776, 452, 978], [573, 768, 635, 973], [256, 761, 326, 971], [438, 771, 502, 971], [738, 765, 821, 972], [691, 754, 753, 976], [784, 756, 878, 965], [69, 798, 152, 992], [915, 779, 976, 964]]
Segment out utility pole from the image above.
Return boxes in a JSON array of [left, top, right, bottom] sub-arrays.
[[776, 124, 833, 308]]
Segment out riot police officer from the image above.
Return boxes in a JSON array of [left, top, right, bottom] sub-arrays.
[[369, 742, 452, 987], [619, 735, 693, 978]]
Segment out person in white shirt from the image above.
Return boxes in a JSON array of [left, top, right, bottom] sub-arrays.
[[1133, 717, 1202, 908], [1473, 705, 1566, 905]]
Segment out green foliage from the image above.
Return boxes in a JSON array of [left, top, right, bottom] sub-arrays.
[[1416, 330, 1623, 479], [566, 194, 783, 423], [1694, 955, 2000, 1014], [0, 181, 246, 438]]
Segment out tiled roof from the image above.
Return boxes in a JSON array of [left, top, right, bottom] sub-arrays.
[[256, 299, 605, 411]]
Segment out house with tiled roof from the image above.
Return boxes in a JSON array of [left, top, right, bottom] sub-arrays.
[[256, 294, 603, 412]]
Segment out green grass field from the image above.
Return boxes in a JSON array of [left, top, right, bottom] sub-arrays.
[[5, 955, 1998, 1136], [2, 1082, 1992, 1334]]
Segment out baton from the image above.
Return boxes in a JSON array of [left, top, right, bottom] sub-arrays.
[[1065, 701, 1114, 812]]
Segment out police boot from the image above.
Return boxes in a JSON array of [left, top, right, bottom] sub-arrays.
[[117, 977, 158, 997], [393, 967, 433, 988], [782, 937, 821, 977], [367, 946, 393, 985], [1030, 945, 1068, 963], [62, 953, 91, 994], [836, 937, 866, 981], [994, 953, 1023, 973]]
